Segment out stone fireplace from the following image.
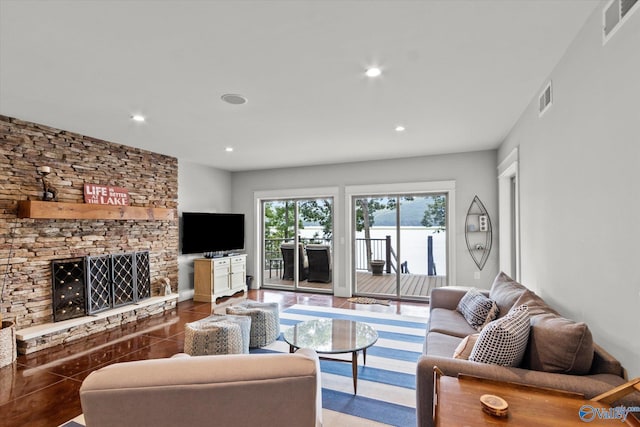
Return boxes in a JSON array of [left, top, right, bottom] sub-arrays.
[[0, 114, 179, 353]]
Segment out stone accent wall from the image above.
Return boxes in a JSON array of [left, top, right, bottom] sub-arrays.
[[0, 115, 178, 328]]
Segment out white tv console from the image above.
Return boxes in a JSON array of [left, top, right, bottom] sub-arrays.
[[193, 254, 246, 302]]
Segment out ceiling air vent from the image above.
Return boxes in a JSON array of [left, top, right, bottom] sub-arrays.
[[538, 81, 552, 117], [603, 0, 639, 43]]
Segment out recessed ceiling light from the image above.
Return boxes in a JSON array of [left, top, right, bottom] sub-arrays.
[[221, 94, 248, 105], [225, 147, 234, 152], [395, 125, 406, 132], [365, 67, 382, 77], [131, 114, 146, 122]]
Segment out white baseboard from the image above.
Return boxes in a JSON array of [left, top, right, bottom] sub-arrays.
[[179, 289, 194, 302]]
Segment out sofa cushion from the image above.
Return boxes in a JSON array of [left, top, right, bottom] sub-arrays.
[[469, 304, 530, 367], [453, 333, 480, 360], [525, 313, 594, 375], [456, 288, 499, 331], [511, 289, 559, 316], [424, 331, 463, 358], [429, 308, 479, 338], [489, 272, 528, 318]]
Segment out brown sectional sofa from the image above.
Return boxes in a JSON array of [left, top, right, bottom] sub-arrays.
[[416, 273, 640, 427]]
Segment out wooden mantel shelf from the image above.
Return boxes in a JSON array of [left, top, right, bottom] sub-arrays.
[[17, 200, 175, 221]]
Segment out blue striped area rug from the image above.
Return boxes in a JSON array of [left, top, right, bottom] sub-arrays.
[[251, 304, 429, 427]]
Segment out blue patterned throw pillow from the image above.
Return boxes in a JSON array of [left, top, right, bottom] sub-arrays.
[[469, 304, 530, 367], [456, 288, 499, 331]]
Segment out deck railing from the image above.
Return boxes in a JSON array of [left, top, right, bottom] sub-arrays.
[[264, 235, 434, 275], [354, 235, 436, 275], [354, 236, 394, 273]]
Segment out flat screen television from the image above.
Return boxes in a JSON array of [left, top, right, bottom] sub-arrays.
[[181, 212, 245, 254]]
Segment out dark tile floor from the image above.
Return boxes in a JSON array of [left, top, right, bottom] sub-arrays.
[[0, 289, 429, 427]]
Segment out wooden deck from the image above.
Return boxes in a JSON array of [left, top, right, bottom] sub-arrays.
[[355, 272, 446, 298], [262, 269, 446, 298]]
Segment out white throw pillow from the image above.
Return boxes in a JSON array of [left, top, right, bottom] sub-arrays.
[[453, 333, 480, 360], [469, 304, 530, 367]]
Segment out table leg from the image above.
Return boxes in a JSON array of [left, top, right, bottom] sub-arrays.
[[289, 344, 295, 353], [352, 351, 358, 394], [363, 347, 367, 365]]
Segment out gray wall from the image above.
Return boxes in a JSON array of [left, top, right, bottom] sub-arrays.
[[231, 150, 498, 295], [177, 160, 232, 300], [498, 6, 640, 377]]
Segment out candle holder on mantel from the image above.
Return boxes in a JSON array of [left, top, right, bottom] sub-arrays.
[[36, 165, 58, 202]]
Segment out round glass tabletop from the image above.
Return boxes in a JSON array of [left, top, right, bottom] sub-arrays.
[[283, 318, 378, 354]]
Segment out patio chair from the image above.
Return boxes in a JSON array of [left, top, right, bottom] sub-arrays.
[[280, 243, 308, 281], [306, 244, 332, 283]]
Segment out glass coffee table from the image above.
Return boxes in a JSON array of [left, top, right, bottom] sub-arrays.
[[283, 318, 378, 394]]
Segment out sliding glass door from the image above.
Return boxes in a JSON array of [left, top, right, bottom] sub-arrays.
[[353, 193, 447, 300], [261, 197, 333, 292]]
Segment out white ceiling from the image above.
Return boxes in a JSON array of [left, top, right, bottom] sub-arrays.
[[0, 0, 599, 172]]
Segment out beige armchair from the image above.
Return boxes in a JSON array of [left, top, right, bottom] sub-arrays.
[[80, 349, 322, 427]]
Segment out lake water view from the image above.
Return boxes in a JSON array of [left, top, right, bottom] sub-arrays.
[[299, 226, 447, 275]]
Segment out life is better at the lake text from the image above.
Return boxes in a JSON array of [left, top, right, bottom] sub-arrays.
[[83, 184, 130, 206]]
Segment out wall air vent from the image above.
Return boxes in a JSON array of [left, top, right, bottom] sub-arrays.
[[538, 81, 552, 117], [603, 0, 639, 44]]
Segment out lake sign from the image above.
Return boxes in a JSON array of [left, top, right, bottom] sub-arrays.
[[84, 184, 130, 206]]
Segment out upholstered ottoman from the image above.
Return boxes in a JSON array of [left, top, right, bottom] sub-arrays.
[[226, 302, 280, 348], [184, 315, 251, 356]]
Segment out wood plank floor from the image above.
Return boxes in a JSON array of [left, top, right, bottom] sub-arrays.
[[263, 269, 446, 298], [0, 289, 429, 427]]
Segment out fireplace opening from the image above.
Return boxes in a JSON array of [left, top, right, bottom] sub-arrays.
[[52, 258, 86, 322]]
